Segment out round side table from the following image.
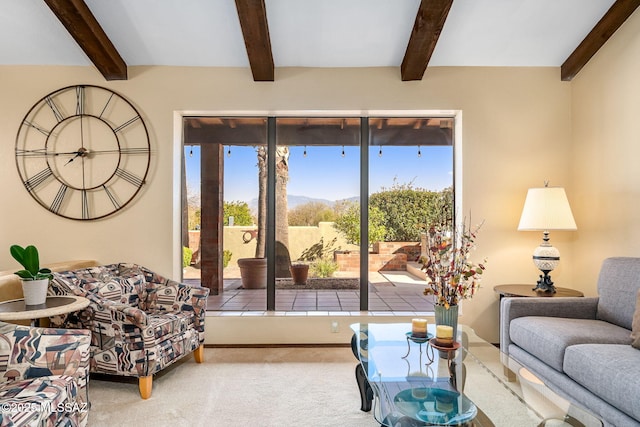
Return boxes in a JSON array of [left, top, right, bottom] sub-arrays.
[[0, 295, 89, 327], [494, 284, 584, 298]]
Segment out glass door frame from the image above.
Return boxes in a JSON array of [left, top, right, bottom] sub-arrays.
[[175, 110, 462, 311]]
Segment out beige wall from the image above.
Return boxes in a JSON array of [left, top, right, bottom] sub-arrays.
[[221, 222, 357, 265], [570, 8, 640, 295], [1, 63, 575, 343]]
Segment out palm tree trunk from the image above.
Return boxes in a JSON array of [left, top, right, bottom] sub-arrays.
[[255, 145, 291, 277], [275, 146, 290, 277], [255, 147, 267, 258]]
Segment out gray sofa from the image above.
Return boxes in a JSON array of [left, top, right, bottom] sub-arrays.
[[501, 257, 640, 427]]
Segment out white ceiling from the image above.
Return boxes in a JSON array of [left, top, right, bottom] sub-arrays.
[[0, 0, 616, 68]]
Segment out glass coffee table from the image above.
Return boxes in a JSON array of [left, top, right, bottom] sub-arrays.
[[350, 323, 602, 427]]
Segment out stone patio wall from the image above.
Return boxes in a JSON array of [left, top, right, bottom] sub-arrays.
[[334, 241, 421, 272]]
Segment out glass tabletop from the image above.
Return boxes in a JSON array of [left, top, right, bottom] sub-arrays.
[[351, 323, 602, 427], [351, 322, 481, 426]]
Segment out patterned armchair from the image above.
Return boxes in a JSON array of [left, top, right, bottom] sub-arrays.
[[0, 321, 91, 427], [48, 263, 209, 399]]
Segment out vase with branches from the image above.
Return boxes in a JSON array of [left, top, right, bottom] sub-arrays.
[[420, 218, 486, 309], [420, 217, 486, 344]]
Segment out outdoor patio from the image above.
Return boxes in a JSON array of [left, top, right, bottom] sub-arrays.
[[186, 268, 436, 313]]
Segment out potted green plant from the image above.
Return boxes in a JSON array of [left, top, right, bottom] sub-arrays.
[[9, 244, 53, 305]]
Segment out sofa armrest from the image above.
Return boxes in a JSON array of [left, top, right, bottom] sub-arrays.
[[148, 279, 210, 306], [143, 281, 209, 332], [116, 263, 209, 307], [500, 297, 599, 355], [144, 279, 209, 309]]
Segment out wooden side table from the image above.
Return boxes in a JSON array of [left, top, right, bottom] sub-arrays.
[[494, 284, 584, 298], [0, 296, 89, 327]]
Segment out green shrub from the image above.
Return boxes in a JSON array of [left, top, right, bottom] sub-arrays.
[[311, 258, 339, 278], [224, 201, 253, 226], [183, 246, 193, 268], [370, 182, 453, 242], [288, 201, 336, 226], [223, 250, 232, 268], [333, 201, 386, 245]]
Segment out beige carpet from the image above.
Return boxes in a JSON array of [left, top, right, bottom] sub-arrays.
[[87, 346, 544, 427], [87, 347, 378, 427]]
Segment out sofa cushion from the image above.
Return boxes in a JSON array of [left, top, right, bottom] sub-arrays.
[[632, 289, 640, 349], [564, 344, 640, 422], [596, 257, 640, 330], [510, 316, 632, 371]]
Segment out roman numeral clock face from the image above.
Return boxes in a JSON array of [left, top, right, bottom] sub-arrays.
[[15, 85, 150, 220]]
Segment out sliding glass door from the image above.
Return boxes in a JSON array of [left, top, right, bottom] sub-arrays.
[[183, 117, 267, 309], [182, 115, 454, 312], [274, 118, 361, 311], [368, 118, 454, 311]]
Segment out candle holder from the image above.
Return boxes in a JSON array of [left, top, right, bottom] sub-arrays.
[[402, 332, 433, 359], [434, 337, 454, 347], [429, 339, 460, 367]]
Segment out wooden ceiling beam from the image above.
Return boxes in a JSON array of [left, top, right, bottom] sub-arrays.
[[234, 0, 275, 82], [561, 0, 640, 81], [401, 0, 454, 81], [44, 0, 127, 80]]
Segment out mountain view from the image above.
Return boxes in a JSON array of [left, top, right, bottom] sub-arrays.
[[247, 194, 359, 213]]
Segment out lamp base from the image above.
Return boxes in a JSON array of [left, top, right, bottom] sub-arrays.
[[533, 270, 556, 293]]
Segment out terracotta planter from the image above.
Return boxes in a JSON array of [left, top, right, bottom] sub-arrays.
[[21, 278, 49, 306], [289, 264, 309, 285], [237, 258, 267, 289]]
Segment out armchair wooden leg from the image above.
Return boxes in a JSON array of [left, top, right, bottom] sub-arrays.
[[194, 345, 204, 363], [139, 376, 153, 399]]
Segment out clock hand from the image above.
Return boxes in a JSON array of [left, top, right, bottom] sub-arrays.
[[16, 149, 87, 157], [64, 153, 81, 166], [63, 148, 89, 166], [80, 148, 148, 155]]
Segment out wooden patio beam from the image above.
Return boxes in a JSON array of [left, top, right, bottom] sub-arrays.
[[561, 0, 640, 81], [401, 0, 454, 81], [234, 0, 275, 81], [44, 0, 127, 80]]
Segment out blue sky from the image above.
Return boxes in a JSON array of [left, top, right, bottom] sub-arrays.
[[185, 144, 452, 202]]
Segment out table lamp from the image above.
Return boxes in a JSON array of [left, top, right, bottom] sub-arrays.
[[518, 182, 577, 293]]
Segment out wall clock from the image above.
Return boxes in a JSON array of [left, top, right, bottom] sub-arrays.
[[15, 85, 150, 220]]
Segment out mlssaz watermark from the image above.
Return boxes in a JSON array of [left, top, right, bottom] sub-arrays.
[[1, 401, 89, 414]]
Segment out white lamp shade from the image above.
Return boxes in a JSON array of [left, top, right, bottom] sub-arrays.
[[518, 187, 577, 231]]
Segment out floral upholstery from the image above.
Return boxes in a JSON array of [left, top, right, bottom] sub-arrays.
[[48, 263, 208, 397], [0, 321, 91, 427]]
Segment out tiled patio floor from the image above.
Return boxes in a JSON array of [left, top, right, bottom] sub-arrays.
[[191, 270, 436, 313]]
